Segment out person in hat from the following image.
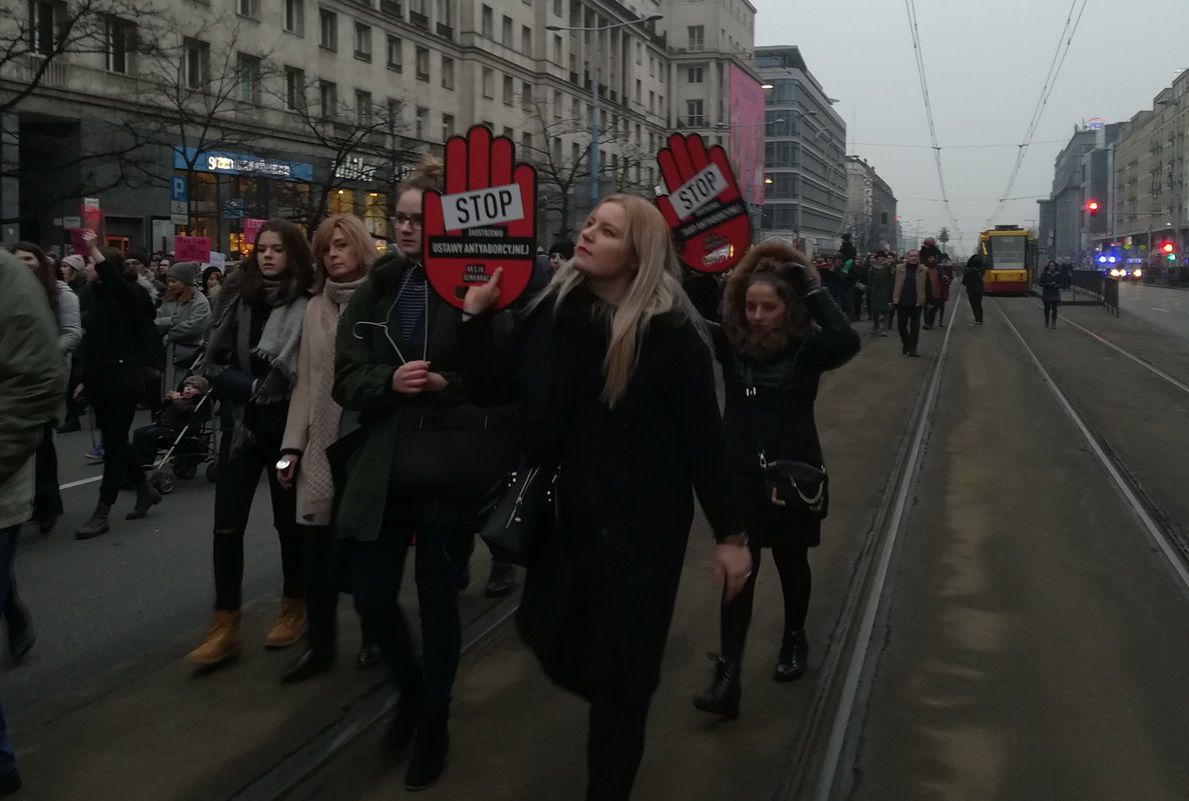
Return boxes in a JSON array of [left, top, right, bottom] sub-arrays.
[[155, 261, 212, 378]]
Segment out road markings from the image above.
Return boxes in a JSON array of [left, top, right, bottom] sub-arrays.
[[59, 475, 102, 490], [1057, 314, 1189, 397], [811, 300, 963, 801], [999, 308, 1189, 593]]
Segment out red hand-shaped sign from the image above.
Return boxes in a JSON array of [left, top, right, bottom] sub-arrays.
[[422, 126, 539, 310], [656, 133, 751, 273]]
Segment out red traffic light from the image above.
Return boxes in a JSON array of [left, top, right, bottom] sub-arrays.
[[1086, 200, 1100, 216], [1163, 242, 1175, 254]]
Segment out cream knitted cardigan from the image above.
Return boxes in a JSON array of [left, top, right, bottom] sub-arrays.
[[281, 277, 364, 526]]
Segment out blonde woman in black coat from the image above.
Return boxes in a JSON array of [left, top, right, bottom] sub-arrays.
[[460, 194, 752, 801]]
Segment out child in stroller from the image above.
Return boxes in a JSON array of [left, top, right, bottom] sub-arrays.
[[132, 375, 214, 491]]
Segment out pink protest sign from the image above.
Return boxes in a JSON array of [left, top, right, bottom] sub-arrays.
[[174, 235, 211, 262], [243, 218, 266, 245]]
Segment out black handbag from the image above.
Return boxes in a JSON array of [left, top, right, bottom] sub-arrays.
[[390, 403, 519, 501], [745, 365, 828, 518], [478, 458, 560, 567]]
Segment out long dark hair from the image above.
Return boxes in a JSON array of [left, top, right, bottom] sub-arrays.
[[238, 219, 314, 303], [13, 241, 60, 310]]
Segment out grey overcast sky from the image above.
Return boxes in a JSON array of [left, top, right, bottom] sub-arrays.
[[752, 0, 1189, 255]]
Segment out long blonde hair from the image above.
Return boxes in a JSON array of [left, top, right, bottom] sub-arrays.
[[543, 194, 702, 407]]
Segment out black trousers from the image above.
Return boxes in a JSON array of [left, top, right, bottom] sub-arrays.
[[720, 537, 811, 667], [851, 288, 865, 321], [1044, 300, 1060, 325], [967, 291, 984, 323], [351, 501, 468, 713], [92, 397, 144, 506], [33, 422, 62, 519], [896, 306, 922, 353], [924, 300, 946, 326], [63, 361, 84, 425], [131, 424, 177, 468], [302, 524, 357, 655], [211, 429, 302, 611]]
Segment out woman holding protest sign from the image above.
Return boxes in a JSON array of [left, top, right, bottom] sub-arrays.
[[692, 240, 859, 720], [331, 160, 517, 791], [189, 220, 314, 668], [459, 193, 752, 801]]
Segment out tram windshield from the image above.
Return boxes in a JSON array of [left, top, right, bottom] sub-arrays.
[[989, 235, 1026, 269]]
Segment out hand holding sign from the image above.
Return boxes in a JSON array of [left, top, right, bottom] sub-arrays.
[[656, 133, 751, 273], [422, 126, 538, 311]]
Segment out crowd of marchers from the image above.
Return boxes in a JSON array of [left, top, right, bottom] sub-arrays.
[[0, 166, 927, 800]]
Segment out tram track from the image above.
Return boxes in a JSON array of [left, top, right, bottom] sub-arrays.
[[774, 300, 963, 801]]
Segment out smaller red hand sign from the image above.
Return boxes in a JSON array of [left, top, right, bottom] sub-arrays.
[[422, 125, 539, 311], [656, 133, 751, 273]]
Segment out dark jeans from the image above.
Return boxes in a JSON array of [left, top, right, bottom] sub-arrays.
[[1044, 300, 1060, 325], [302, 524, 355, 655], [897, 305, 922, 353], [351, 501, 468, 711], [924, 300, 946, 326], [63, 360, 84, 425], [851, 288, 865, 322], [212, 429, 301, 611], [720, 537, 811, 666], [0, 525, 20, 777], [92, 397, 145, 506], [33, 422, 62, 519], [132, 424, 180, 468], [968, 291, 984, 323]]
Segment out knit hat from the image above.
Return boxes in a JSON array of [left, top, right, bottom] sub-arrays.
[[181, 375, 210, 395], [127, 248, 150, 265], [167, 261, 200, 286], [61, 253, 85, 273]]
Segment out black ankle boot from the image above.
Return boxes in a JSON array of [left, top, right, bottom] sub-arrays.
[[774, 630, 809, 682], [484, 561, 517, 598], [388, 678, 424, 753], [280, 647, 335, 684], [75, 503, 111, 539], [693, 653, 741, 718], [405, 703, 449, 791], [126, 479, 162, 520]]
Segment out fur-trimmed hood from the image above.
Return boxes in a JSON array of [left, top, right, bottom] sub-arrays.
[[722, 240, 814, 360]]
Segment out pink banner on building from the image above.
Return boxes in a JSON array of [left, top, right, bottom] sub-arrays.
[[727, 65, 766, 208]]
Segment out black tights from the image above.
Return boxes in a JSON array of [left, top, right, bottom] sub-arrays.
[[720, 538, 811, 666], [1044, 301, 1059, 326]]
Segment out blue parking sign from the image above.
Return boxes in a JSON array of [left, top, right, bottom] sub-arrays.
[[171, 176, 188, 203]]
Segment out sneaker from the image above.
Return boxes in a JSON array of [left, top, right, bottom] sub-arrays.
[[83, 445, 104, 462]]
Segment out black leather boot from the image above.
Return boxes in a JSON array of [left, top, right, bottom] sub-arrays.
[[126, 479, 162, 520], [692, 653, 741, 719], [774, 630, 809, 682], [405, 701, 449, 791], [75, 503, 111, 539], [484, 561, 517, 598], [280, 647, 335, 684]]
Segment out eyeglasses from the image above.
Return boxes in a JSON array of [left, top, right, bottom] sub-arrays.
[[394, 212, 424, 228]]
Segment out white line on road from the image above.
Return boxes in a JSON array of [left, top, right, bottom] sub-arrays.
[[812, 299, 962, 801], [999, 309, 1189, 593], [59, 475, 102, 490], [1057, 313, 1189, 397]]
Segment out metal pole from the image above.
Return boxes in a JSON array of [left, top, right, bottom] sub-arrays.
[[590, 65, 600, 213]]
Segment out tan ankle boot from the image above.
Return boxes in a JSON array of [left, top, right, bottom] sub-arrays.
[[264, 597, 305, 650], [189, 611, 241, 666]]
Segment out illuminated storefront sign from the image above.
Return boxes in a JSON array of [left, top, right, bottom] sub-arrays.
[[174, 147, 314, 182]]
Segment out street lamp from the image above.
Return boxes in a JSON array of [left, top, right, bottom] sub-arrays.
[[546, 13, 663, 213]]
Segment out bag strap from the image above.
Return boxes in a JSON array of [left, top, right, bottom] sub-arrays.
[[744, 363, 768, 470]]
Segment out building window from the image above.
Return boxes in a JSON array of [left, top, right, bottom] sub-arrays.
[[415, 46, 429, 81], [552, 137, 561, 161], [482, 67, 493, 98], [636, 41, 642, 64], [415, 106, 427, 139], [236, 53, 261, 104], [521, 25, 532, 56], [105, 16, 134, 74], [686, 100, 703, 126], [237, 0, 259, 19], [387, 98, 402, 130], [386, 36, 402, 70], [553, 34, 562, 63], [283, 0, 304, 33], [648, 90, 654, 113], [572, 96, 582, 124], [522, 81, 533, 111], [442, 113, 455, 139], [688, 66, 703, 84], [355, 89, 373, 125], [320, 80, 337, 119], [354, 22, 371, 60], [552, 0, 560, 16], [183, 38, 209, 90], [687, 25, 704, 49], [571, 141, 580, 164], [503, 74, 513, 106], [503, 126, 514, 140], [501, 15, 512, 47], [319, 9, 336, 50], [521, 131, 532, 153], [481, 4, 493, 37], [648, 55, 655, 78], [29, 1, 64, 56], [635, 79, 641, 103], [284, 66, 305, 111], [436, 0, 451, 25], [553, 89, 562, 121], [441, 55, 454, 89]]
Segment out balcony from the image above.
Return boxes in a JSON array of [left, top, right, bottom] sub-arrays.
[[436, 22, 453, 39], [409, 10, 428, 29], [22, 53, 69, 88]]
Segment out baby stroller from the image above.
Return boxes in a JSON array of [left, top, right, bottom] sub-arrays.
[[141, 376, 221, 495]]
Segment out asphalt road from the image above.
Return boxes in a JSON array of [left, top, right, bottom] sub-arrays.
[[1118, 281, 1189, 344]]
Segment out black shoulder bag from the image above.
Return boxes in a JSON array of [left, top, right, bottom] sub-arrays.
[[478, 457, 561, 567], [745, 363, 828, 518]]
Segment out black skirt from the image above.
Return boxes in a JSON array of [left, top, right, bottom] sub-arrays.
[[737, 476, 824, 548]]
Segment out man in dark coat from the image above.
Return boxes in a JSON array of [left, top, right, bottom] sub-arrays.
[[963, 253, 986, 325]]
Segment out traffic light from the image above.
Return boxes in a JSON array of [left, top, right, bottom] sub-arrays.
[[1086, 200, 1100, 216], [1164, 242, 1177, 262]]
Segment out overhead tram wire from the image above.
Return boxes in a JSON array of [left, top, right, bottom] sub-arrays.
[[987, 0, 1091, 228], [902, 0, 966, 252]]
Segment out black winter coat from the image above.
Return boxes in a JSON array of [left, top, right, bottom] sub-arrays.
[[81, 261, 158, 401], [715, 290, 860, 546], [460, 287, 744, 699]]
